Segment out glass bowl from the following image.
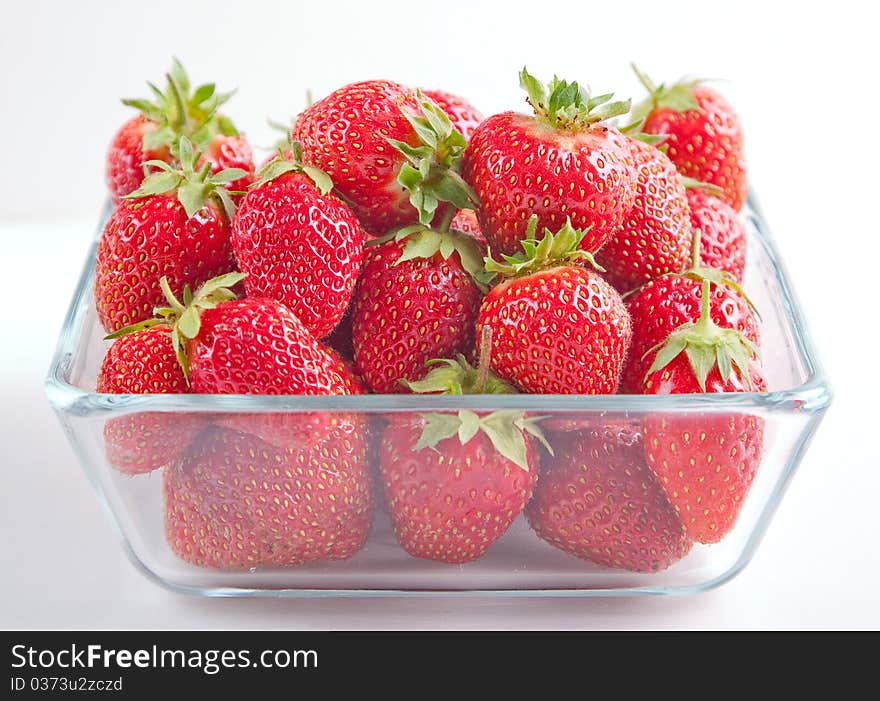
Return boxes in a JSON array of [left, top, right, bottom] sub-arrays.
[[45, 196, 831, 597]]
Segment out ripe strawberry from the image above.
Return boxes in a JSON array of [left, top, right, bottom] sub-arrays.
[[107, 59, 245, 202], [686, 187, 747, 281], [641, 279, 765, 543], [293, 82, 475, 232], [148, 273, 362, 451], [149, 274, 357, 395], [595, 136, 692, 293], [526, 422, 691, 572], [351, 221, 485, 393], [421, 89, 484, 139], [381, 411, 543, 563], [462, 68, 636, 257], [231, 147, 364, 338], [209, 343, 366, 453], [106, 115, 172, 203], [619, 234, 760, 394], [633, 65, 747, 211], [478, 217, 632, 394], [96, 324, 203, 474], [95, 137, 244, 333], [164, 420, 373, 570]]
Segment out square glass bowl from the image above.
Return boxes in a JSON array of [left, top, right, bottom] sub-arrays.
[[45, 197, 831, 597]]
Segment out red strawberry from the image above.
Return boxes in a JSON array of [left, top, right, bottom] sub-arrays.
[[107, 59, 245, 203], [169, 285, 357, 396], [422, 89, 484, 139], [293, 82, 475, 232], [231, 148, 364, 339], [351, 223, 485, 393], [381, 409, 547, 563], [106, 115, 172, 204], [197, 134, 255, 194], [462, 68, 636, 257], [478, 218, 632, 394], [164, 420, 373, 570], [686, 187, 747, 281], [526, 422, 691, 572], [211, 343, 366, 454], [596, 136, 692, 293], [148, 273, 361, 452], [96, 324, 203, 474], [641, 279, 765, 543], [634, 65, 747, 211], [619, 235, 759, 394], [95, 137, 244, 333]]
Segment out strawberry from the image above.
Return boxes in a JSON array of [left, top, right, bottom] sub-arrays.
[[686, 187, 747, 281], [526, 422, 691, 572], [595, 136, 692, 293], [619, 232, 760, 394], [478, 217, 632, 394], [96, 324, 203, 474], [351, 219, 485, 393], [641, 278, 765, 543], [231, 146, 364, 339], [95, 137, 244, 333], [150, 273, 357, 395], [633, 65, 747, 211], [164, 420, 373, 570], [421, 89, 484, 139], [107, 59, 245, 203], [149, 273, 361, 451], [381, 345, 548, 563], [106, 115, 172, 204], [381, 413, 541, 563], [293, 82, 475, 233], [462, 68, 636, 257]]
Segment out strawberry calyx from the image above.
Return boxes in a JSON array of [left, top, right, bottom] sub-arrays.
[[124, 136, 246, 220], [368, 218, 492, 292], [629, 64, 705, 124], [519, 67, 631, 131], [254, 140, 333, 195], [484, 215, 603, 281], [387, 90, 478, 226], [405, 327, 516, 396], [153, 272, 246, 381], [122, 58, 239, 153], [643, 278, 759, 391], [404, 357, 516, 395], [415, 410, 552, 472]]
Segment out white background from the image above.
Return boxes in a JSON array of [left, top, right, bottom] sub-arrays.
[[1, 0, 878, 629]]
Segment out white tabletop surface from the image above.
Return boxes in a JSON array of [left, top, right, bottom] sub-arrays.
[[1, 0, 878, 629]]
